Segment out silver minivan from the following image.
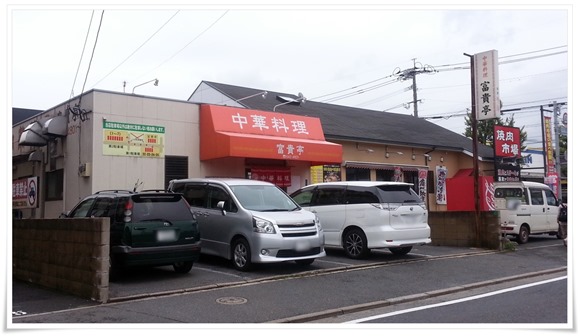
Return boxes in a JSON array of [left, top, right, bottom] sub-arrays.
[[167, 178, 326, 271], [291, 181, 431, 259]]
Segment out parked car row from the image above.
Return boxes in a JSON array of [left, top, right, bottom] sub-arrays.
[[61, 179, 432, 277]]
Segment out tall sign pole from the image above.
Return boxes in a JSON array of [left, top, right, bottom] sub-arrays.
[[467, 49, 501, 247], [464, 52, 480, 246]]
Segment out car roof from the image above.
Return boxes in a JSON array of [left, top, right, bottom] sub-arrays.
[[495, 181, 551, 189], [170, 178, 276, 187], [304, 181, 413, 188]]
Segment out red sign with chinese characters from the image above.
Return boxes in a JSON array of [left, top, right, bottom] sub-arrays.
[[200, 105, 342, 163], [493, 125, 520, 158]]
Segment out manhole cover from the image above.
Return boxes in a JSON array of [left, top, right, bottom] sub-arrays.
[[216, 297, 248, 305]]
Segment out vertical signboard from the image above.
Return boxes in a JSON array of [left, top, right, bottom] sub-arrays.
[[543, 116, 558, 197], [493, 125, 521, 182], [436, 166, 448, 205], [474, 50, 501, 120], [418, 168, 428, 204]]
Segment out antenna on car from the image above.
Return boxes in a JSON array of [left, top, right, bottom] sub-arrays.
[[133, 179, 143, 192]]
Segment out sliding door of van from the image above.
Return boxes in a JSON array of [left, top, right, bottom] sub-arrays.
[[528, 187, 549, 232]]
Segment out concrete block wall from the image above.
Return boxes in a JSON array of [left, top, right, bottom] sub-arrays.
[[12, 218, 110, 303], [429, 211, 500, 249]]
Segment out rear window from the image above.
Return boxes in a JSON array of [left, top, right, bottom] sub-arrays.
[[376, 185, 422, 203], [131, 194, 193, 221], [494, 187, 523, 198]]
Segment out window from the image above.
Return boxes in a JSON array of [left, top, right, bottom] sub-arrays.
[[376, 169, 395, 181], [165, 156, 188, 188], [88, 197, 115, 217], [376, 185, 422, 203], [291, 187, 315, 206], [346, 167, 370, 181], [545, 190, 558, 206], [180, 184, 208, 208], [314, 187, 345, 206], [46, 169, 64, 201], [530, 189, 544, 205], [69, 198, 96, 218], [345, 186, 379, 204]]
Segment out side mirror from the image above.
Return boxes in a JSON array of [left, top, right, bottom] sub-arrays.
[[59, 212, 69, 218]]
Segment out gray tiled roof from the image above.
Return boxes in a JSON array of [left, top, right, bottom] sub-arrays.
[[12, 108, 44, 126], [196, 81, 494, 159]]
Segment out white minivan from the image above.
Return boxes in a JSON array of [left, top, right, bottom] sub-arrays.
[[494, 181, 562, 244], [290, 181, 431, 259], [167, 178, 326, 271]]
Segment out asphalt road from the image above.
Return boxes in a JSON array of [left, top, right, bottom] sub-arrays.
[[10, 235, 569, 326]]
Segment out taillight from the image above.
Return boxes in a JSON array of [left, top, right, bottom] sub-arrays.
[[123, 199, 133, 223]]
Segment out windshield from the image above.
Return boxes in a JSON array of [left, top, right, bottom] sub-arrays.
[[230, 185, 299, 211]]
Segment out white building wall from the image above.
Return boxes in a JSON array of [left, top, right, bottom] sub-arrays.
[[90, 91, 200, 192], [188, 82, 244, 108]]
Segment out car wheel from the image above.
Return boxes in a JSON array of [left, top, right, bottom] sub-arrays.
[[173, 261, 194, 274], [389, 246, 413, 256], [517, 226, 530, 244], [231, 238, 253, 271], [295, 258, 315, 266], [343, 228, 370, 259]]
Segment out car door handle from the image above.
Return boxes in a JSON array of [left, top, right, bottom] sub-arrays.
[[133, 227, 147, 230]]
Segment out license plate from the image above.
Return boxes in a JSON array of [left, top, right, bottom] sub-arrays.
[[157, 230, 177, 242], [295, 240, 310, 251]]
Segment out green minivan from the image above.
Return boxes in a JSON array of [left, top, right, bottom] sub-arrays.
[[60, 190, 201, 277]]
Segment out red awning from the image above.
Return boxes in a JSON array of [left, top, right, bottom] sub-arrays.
[[454, 169, 474, 177], [200, 105, 342, 163]]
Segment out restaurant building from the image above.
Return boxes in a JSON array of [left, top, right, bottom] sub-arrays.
[[12, 81, 496, 219]]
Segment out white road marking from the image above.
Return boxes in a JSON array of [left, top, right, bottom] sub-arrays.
[[344, 275, 567, 323]]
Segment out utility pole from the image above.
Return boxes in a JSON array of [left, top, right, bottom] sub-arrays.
[[395, 58, 436, 117]]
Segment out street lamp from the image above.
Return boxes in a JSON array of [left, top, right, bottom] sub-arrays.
[[132, 78, 159, 94], [273, 92, 306, 111], [235, 91, 268, 103]]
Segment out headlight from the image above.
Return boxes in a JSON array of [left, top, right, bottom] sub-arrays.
[[315, 216, 322, 231], [253, 217, 276, 234]]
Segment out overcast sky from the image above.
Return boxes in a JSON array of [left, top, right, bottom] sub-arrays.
[[5, 2, 575, 150]]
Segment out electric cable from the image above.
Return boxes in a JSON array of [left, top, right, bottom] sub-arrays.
[[70, 11, 95, 99], [90, 10, 180, 89]]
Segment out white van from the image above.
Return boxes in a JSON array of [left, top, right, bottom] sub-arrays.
[[167, 178, 326, 271], [290, 181, 431, 259], [494, 181, 562, 244]]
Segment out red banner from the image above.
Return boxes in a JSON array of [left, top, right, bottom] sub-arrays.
[[250, 168, 291, 187]]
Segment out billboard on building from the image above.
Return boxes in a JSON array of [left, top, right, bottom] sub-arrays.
[[102, 121, 165, 158], [13, 177, 38, 209]]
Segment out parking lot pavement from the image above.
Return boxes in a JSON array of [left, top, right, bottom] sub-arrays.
[[10, 238, 562, 319]]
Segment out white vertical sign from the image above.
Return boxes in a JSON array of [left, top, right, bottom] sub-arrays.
[[474, 50, 500, 120]]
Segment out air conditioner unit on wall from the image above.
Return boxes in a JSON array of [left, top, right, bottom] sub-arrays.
[[79, 163, 92, 177]]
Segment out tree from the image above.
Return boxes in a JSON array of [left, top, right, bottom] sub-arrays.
[[463, 112, 528, 152]]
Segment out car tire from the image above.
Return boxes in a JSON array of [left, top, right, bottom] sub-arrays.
[[231, 238, 253, 272], [343, 228, 370, 259], [295, 258, 315, 266], [173, 260, 194, 273], [517, 226, 530, 244], [389, 246, 413, 256]]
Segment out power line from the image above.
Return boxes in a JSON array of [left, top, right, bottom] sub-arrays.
[[70, 11, 95, 99], [131, 10, 229, 84], [90, 10, 180, 89], [310, 45, 567, 106], [79, 10, 105, 105]]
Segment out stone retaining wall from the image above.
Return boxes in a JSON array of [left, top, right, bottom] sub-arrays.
[[12, 218, 110, 303]]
